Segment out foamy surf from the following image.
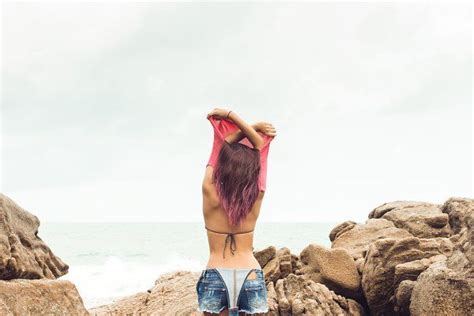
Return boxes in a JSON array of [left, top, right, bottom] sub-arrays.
[[61, 254, 204, 309]]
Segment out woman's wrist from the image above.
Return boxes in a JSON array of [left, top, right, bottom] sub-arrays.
[[226, 110, 234, 120]]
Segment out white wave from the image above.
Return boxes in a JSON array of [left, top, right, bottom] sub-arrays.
[[60, 254, 205, 309]]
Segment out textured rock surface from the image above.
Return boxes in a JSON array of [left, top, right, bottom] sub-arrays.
[[89, 271, 200, 316], [441, 197, 473, 234], [299, 244, 361, 300], [370, 201, 451, 238], [395, 280, 416, 316], [410, 254, 473, 316], [254, 245, 276, 268], [0, 279, 89, 315], [0, 193, 68, 280], [361, 236, 454, 315], [410, 198, 474, 316], [267, 273, 364, 316], [262, 247, 300, 284], [442, 197, 474, 259], [331, 218, 413, 259], [329, 221, 357, 242]]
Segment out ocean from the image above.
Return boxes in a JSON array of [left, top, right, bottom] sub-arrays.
[[40, 222, 337, 309]]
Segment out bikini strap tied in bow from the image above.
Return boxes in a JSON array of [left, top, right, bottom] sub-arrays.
[[223, 233, 237, 259], [204, 225, 254, 259]]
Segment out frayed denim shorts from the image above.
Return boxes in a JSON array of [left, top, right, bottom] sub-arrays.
[[196, 268, 268, 315]]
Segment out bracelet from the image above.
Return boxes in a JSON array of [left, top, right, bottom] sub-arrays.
[[226, 110, 232, 119]]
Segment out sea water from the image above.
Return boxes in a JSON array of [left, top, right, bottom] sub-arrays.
[[40, 222, 337, 309]]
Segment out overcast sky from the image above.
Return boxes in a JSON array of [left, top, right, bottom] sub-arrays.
[[2, 2, 472, 223]]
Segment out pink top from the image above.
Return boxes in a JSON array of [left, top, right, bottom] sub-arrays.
[[206, 116, 275, 192]]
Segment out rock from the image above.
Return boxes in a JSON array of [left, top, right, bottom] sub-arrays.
[[393, 254, 446, 288], [355, 258, 365, 275], [89, 271, 200, 316], [254, 245, 276, 268], [392, 254, 447, 314], [266, 281, 279, 314], [0, 279, 89, 315], [409, 199, 474, 316], [441, 197, 473, 234], [370, 201, 451, 238], [443, 198, 473, 273], [331, 218, 413, 260], [299, 244, 361, 300], [394, 280, 416, 315], [267, 273, 365, 316], [0, 193, 68, 280], [361, 236, 454, 315], [88, 292, 149, 315], [263, 247, 298, 283], [329, 221, 357, 242], [442, 198, 474, 263], [410, 253, 474, 316], [368, 201, 430, 218]]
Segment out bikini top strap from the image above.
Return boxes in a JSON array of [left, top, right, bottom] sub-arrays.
[[204, 226, 254, 259], [204, 225, 254, 234]]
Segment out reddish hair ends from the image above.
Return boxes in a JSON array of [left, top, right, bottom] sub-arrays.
[[212, 141, 260, 226]]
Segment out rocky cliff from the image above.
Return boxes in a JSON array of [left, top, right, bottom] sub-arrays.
[[0, 193, 89, 315]]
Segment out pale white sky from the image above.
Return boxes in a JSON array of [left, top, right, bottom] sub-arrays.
[[1, 2, 472, 223]]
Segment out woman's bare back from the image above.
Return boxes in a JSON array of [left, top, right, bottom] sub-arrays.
[[202, 165, 264, 269]]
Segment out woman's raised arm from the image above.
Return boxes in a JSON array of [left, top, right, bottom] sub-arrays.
[[224, 122, 277, 145], [207, 108, 264, 150], [223, 123, 257, 144]]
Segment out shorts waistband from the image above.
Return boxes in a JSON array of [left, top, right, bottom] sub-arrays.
[[201, 268, 264, 277]]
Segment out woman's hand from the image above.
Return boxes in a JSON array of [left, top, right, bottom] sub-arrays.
[[207, 108, 232, 120], [253, 121, 277, 137]]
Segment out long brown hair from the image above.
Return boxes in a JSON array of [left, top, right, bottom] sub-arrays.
[[212, 141, 260, 226]]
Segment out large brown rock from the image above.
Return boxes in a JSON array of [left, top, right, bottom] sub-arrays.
[[441, 197, 473, 234], [442, 198, 474, 262], [331, 218, 413, 260], [299, 244, 361, 300], [393, 254, 447, 290], [329, 221, 357, 242], [262, 247, 300, 284], [267, 273, 365, 316], [394, 280, 416, 315], [409, 198, 474, 316], [361, 236, 454, 315], [410, 251, 474, 316], [369, 201, 451, 238], [0, 193, 68, 280], [89, 271, 200, 316], [254, 245, 276, 268], [0, 279, 89, 315]]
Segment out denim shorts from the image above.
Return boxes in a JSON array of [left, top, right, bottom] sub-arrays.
[[196, 268, 268, 315]]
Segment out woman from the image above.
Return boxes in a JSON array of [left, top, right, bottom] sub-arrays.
[[196, 108, 276, 316]]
